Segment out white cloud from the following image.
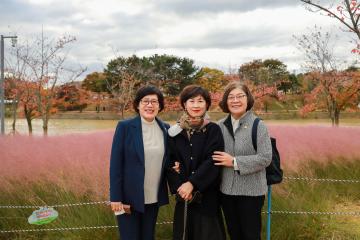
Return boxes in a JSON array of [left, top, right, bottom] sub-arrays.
[[1, 0, 357, 77]]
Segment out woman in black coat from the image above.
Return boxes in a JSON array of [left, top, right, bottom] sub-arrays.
[[167, 85, 225, 240]]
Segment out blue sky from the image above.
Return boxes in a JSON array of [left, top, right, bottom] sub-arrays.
[[0, 0, 356, 77]]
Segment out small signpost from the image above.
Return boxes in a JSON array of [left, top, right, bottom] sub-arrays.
[[28, 207, 58, 225]]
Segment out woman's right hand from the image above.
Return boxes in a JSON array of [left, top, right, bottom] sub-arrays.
[[111, 202, 123, 212]]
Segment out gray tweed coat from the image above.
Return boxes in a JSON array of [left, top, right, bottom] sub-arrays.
[[217, 111, 272, 196]]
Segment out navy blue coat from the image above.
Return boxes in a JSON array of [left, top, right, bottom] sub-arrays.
[[109, 116, 169, 213]]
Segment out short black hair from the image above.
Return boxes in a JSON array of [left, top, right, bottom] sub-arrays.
[[219, 82, 254, 113], [179, 85, 211, 110], [133, 85, 164, 113]]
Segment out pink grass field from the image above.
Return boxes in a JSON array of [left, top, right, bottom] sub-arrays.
[[0, 125, 359, 199]]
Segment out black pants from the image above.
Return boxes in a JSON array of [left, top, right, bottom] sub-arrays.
[[116, 203, 159, 240], [221, 194, 265, 240]]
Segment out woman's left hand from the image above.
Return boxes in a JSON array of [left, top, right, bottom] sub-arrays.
[[177, 181, 194, 201], [212, 151, 234, 167]]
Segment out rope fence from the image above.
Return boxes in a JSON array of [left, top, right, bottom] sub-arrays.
[[0, 175, 359, 234], [283, 176, 360, 183]]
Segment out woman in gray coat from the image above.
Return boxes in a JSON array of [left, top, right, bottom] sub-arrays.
[[212, 82, 272, 240]]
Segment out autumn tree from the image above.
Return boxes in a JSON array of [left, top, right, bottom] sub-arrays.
[[104, 55, 147, 118], [301, 0, 360, 53], [19, 32, 85, 135], [5, 44, 30, 132], [82, 72, 108, 93], [195, 67, 225, 93], [56, 83, 90, 112], [301, 71, 360, 125], [82, 72, 111, 112], [5, 78, 39, 134], [296, 26, 360, 125], [19, 81, 39, 134], [238, 59, 288, 112]]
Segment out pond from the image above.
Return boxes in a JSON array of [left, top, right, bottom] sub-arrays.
[[4, 118, 119, 136], [4, 117, 360, 136]]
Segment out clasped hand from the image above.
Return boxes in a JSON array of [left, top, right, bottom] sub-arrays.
[[177, 181, 194, 201]]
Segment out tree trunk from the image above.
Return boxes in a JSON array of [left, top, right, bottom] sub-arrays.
[[121, 104, 124, 119], [43, 119, 48, 136], [334, 108, 340, 127], [24, 105, 33, 135], [25, 116, 33, 135], [42, 111, 49, 136], [265, 101, 268, 113], [11, 101, 18, 132]]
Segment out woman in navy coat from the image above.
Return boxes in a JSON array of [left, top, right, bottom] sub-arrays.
[[109, 86, 169, 240]]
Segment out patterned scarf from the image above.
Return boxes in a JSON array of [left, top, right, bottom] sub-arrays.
[[178, 111, 210, 133]]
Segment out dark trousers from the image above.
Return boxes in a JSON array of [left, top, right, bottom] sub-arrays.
[[116, 203, 159, 240], [221, 194, 265, 240]]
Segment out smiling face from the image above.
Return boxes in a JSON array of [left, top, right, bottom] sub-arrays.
[[184, 95, 207, 119], [227, 88, 248, 119], [138, 94, 160, 122]]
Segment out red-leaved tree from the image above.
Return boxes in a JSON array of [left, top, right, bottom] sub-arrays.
[[301, 0, 360, 53], [300, 71, 360, 126]]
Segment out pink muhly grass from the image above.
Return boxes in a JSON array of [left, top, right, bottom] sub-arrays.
[[268, 125, 360, 171], [0, 131, 114, 200], [0, 125, 359, 200]]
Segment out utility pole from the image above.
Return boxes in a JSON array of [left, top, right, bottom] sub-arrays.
[[0, 35, 17, 135]]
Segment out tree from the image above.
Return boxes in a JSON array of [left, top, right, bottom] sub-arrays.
[[103, 54, 199, 117], [296, 26, 360, 125], [5, 78, 39, 134], [104, 55, 147, 118], [148, 54, 199, 96], [81, 72, 108, 93], [56, 83, 90, 112], [20, 32, 85, 135], [238, 59, 264, 85], [6, 44, 30, 133], [19, 81, 39, 134], [238, 59, 290, 89], [301, 71, 360, 125], [294, 26, 338, 72], [238, 59, 288, 112], [195, 67, 225, 93], [301, 0, 360, 53]]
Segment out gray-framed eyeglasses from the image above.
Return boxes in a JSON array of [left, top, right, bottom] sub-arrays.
[[228, 94, 247, 102]]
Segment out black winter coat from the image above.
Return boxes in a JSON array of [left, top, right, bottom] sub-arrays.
[[166, 122, 224, 216]]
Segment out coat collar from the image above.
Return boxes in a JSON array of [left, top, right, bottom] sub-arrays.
[[130, 116, 145, 163], [223, 114, 234, 139], [223, 111, 252, 139]]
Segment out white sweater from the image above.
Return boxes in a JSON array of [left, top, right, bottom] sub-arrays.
[[141, 117, 165, 204]]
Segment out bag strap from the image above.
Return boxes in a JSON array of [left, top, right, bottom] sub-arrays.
[[252, 118, 260, 152]]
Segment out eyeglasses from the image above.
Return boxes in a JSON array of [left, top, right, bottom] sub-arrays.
[[228, 94, 247, 102], [140, 99, 159, 106]]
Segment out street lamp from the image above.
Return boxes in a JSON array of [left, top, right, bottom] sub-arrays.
[[1, 35, 18, 135]]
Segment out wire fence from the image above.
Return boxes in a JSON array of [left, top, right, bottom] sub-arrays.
[[0, 175, 359, 234]]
